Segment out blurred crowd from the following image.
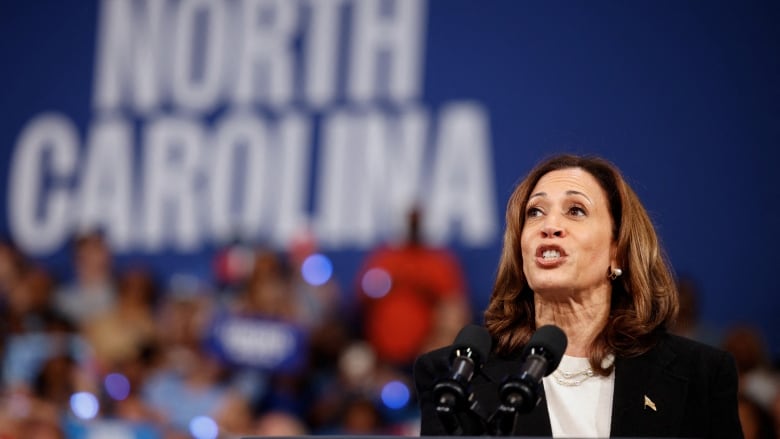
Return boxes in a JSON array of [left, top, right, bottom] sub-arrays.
[[0, 211, 777, 438], [0, 208, 472, 439]]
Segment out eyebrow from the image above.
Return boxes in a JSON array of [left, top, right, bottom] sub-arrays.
[[529, 190, 593, 204]]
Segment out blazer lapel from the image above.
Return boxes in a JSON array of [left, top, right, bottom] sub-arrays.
[[610, 342, 688, 438]]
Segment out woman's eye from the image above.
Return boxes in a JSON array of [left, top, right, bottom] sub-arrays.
[[526, 207, 543, 218], [568, 206, 586, 216]]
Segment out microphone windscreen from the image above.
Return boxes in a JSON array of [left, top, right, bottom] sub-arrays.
[[523, 325, 567, 372], [451, 324, 492, 364]]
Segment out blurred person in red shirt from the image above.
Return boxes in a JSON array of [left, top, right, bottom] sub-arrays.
[[355, 206, 471, 368]]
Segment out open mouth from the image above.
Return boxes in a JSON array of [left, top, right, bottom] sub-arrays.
[[542, 249, 561, 260], [536, 245, 567, 261]]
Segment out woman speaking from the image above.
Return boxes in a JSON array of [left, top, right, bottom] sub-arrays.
[[414, 154, 743, 438]]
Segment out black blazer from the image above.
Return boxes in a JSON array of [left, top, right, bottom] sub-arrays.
[[414, 332, 744, 438]]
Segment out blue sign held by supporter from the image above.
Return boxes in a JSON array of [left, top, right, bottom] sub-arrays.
[[207, 313, 307, 372]]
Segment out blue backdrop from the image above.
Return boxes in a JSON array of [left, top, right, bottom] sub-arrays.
[[1, 0, 778, 358]]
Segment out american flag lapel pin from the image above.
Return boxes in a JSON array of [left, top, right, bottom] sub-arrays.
[[643, 395, 657, 411]]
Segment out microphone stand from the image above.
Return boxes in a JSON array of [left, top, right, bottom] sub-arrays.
[[433, 352, 489, 436], [434, 383, 489, 436], [487, 350, 547, 435], [488, 381, 535, 435]]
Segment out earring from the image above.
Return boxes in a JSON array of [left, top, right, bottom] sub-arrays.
[[608, 267, 623, 280]]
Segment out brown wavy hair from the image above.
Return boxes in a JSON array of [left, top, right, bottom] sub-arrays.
[[484, 154, 678, 375]]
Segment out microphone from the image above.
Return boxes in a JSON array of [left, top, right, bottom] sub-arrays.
[[433, 324, 492, 435], [490, 324, 567, 435]]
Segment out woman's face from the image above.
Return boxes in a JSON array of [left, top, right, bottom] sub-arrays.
[[520, 167, 617, 298]]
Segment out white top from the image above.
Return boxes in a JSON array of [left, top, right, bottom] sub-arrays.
[[542, 355, 615, 438]]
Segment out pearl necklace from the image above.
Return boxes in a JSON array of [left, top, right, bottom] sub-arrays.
[[552, 366, 595, 386], [551, 354, 615, 387]]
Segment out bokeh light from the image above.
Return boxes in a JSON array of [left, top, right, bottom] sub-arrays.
[[361, 268, 392, 298], [190, 416, 219, 439], [301, 253, 333, 286], [380, 380, 410, 410], [70, 392, 99, 420], [104, 372, 131, 401]]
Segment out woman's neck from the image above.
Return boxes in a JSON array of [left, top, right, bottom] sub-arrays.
[[533, 289, 610, 357]]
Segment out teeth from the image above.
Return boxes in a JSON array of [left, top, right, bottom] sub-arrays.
[[542, 249, 561, 259]]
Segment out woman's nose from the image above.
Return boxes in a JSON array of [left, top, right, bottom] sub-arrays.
[[541, 225, 564, 238]]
